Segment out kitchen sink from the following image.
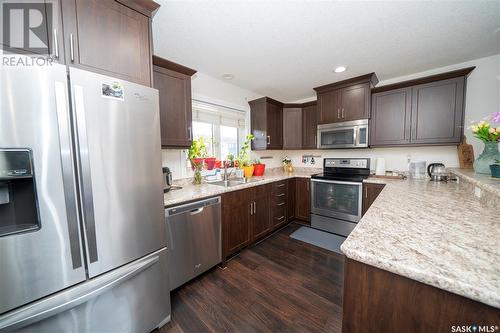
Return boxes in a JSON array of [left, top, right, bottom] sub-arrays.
[[208, 178, 263, 187]]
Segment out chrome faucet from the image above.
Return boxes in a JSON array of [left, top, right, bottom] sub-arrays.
[[223, 164, 232, 181]]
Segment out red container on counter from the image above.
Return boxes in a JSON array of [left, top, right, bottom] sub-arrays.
[[253, 163, 266, 176]]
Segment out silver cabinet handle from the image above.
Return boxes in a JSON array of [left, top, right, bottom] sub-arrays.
[[70, 33, 75, 62], [276, 183, 286, 188], [253, 201, 257, 213], [275, 193, 285, 197], [276, 202, 285, 206], [53, 29, 59, 59], [365, 187, 368, 198], [188, 127, 192, 140], [267, 136, 271, 145], [249, 202, 253, 215], [342, 108, 345, 119], [337, 108, 340, 119], [306, 181, 310, 191], [276, 215, 285, 221]]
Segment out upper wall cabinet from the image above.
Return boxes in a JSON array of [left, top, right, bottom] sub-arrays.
[[314, 73, 378, 124], [302, 102, 318, 149], [370, 67, 474, 147], [283, 106, 303, 149], [249, 97, 283, 150], [153, 56, 197, 148], [60, 0, 159, 86]]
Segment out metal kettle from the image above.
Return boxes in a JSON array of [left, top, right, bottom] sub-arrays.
[[163, 167, 172, 192], [427, 163, 448, 182]]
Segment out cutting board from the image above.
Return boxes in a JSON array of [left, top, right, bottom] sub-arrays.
[[457, 136, 474, 169]]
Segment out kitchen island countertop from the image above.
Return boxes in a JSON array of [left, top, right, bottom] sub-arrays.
[[342, 176, 500, 309]]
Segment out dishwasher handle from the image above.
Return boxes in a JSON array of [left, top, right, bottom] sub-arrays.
[[166, 196, 221, 217]]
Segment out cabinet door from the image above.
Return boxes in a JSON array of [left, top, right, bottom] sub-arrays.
[[222, 190, 251, 258], [341, 83, 370, 121], [251, 186, 271, 241], [250, 101, 267, 150], [62, 0, 152, 86], [153, 66, 192, 148], [267, 103, 283, 149], [1, 1, 65, 62], [283, 108, 303, 149], [295, 178, 311, 222], [317, 90, 340, 124], [302, 104, 318, 149], [287, 178, 296, 221], [370, 88, 412, 146], [410, 77, 465, 144], [362, 183, 385, 216]]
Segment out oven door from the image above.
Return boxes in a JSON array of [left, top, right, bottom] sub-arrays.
[[311, 179, 363, 222]]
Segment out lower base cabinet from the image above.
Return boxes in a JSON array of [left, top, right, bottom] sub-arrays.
[[342, 258, 500, 332], [295, 178, 311, 223], [362, 183, 385, 216]]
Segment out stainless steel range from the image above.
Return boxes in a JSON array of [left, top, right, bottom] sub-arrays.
[[311, 158, 370, 237]]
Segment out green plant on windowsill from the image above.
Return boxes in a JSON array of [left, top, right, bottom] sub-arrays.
[[236, 134, 255, 177], [187, 138, 208, 185]]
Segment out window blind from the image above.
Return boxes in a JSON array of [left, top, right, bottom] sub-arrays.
[[192, 100, 246, 129]]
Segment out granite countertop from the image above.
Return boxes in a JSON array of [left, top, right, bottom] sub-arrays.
[[342, 176, 500, 309], [163, 168, 320, 207], [449, 168, 500, 196]]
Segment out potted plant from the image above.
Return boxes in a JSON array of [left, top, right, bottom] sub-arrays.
[[253, 159, 266, 176], [187, 138, 208, 185], [282, 156, 293, 173], [470, 111, 500, 174], [236, 134, 255, 178], [490, 159, 500, 178], [225, 154, 234, 168]]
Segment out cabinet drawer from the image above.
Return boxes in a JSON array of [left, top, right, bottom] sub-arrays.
[[272, 181, 288, 195], [272, 202, 287, 220]]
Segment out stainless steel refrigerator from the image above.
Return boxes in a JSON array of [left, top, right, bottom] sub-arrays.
[[0, 63, 170, 332]]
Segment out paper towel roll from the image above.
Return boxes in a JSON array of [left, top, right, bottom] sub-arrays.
[[375, 158, 386, 176]]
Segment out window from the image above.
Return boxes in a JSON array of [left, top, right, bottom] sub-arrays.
[[191, 100, 246, 160]]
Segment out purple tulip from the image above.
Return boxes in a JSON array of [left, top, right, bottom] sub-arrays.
[[492, 111, 500, 123]]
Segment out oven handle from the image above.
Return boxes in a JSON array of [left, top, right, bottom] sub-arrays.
[[310, 178, 363, 186]]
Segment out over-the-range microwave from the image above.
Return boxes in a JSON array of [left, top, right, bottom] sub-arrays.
[[317, 119, 368, 149]]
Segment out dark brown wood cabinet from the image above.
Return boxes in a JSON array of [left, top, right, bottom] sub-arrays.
[[287, 178, 296, 221], [343, 258, 500, 333], [251, 186, 271, 240], [60, 0, 158, 86], [283, 107, 303, 149], [370, 88, 412, 146], [302, 102, 318, 149], [249, 97, 283, 150], [314, 73, 378, 125], [410, 77, 464, 145], [222, 188, 252, 258], [370, 67, 474, 147], [295, 178, 311, 223], [362, 183, 385, 216], [271, 181, 288, 228], [153, 56, 196, 148]]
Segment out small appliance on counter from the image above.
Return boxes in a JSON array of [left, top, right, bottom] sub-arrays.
[[163, 167, 172, 192], [427, 163, 449, 182], [409, 161, 427, 179], [375, 157, 386, 176]]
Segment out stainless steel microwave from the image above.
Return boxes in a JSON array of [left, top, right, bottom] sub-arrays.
[[317, 119, 369, 149]]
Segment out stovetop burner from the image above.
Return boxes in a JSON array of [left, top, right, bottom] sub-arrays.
[[313, 157, 371, 182]]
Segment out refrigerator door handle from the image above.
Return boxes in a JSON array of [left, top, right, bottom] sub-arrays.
[[73, 85, 99, 264], [55, 81, 84, 269], [0, 255, 160, 332]]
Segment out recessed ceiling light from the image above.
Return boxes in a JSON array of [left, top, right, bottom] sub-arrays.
[[334, 66, 347, 73], [222, 73, 234, 80]]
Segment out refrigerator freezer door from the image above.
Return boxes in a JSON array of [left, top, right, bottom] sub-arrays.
[[0, 64, 86, 314], [69, 68, 166, 277], [0, 248, 170, 333]]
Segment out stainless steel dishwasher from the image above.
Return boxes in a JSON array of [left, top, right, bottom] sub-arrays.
[[165, 196, 221, 290]]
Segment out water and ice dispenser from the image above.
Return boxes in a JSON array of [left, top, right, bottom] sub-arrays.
[[0, 149, 40, 236]]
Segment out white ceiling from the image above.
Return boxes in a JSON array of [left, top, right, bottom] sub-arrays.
[[153, 1, 500, 102]]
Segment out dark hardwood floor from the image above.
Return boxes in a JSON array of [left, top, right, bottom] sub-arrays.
[[159, 222, 345, 333]]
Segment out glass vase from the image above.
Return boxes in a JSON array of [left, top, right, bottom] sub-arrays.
[[192, 164, 203, 185], [473, 141, 500, 174]]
